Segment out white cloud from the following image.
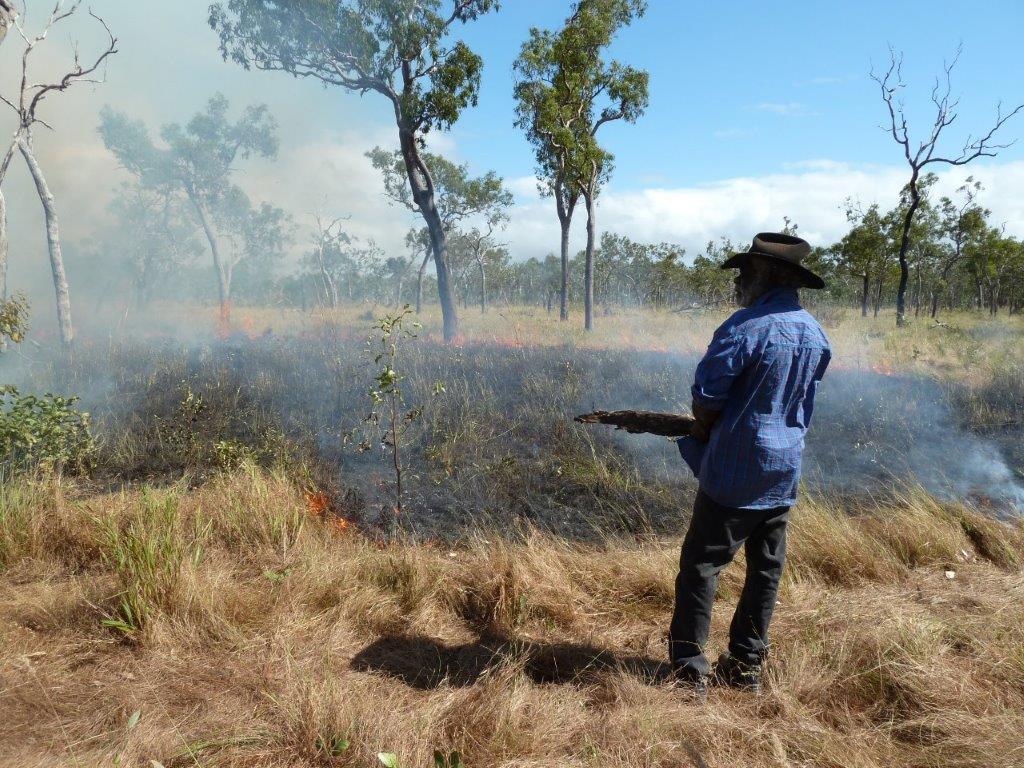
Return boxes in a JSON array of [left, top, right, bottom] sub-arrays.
[[504, 160, 1024, 261]]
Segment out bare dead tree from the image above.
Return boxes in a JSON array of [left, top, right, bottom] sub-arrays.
[[311, 213, 349, 309], [0, 1, 117, 345], [873, 46, 1023, 327]]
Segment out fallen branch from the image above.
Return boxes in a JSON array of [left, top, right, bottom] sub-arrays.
[[574, 410, 695, 437]]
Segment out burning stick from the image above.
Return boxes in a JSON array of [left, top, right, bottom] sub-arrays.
[[574, 410, 696, 437]]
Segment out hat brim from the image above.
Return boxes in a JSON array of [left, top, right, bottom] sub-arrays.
[[721, 251, 826, 290]]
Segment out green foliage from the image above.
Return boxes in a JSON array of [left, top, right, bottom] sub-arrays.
[[315, 734, 350, 758], [435, 750, 464, 768], [513, 0, 649, 197], [367, 147, 512, 228], [98, 94, 290, 302], [0, 385, 94, 472], [210, 0, 499, 135], [0, 292, 29, 347], [357, 306, 426, 522], [155, 383, 294, 473]]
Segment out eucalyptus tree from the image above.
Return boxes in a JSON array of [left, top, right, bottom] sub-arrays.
[[0, 1, 117, 345], [368, 146, 511, 314], [837, 203, 889, 317], [310, 215, 351, 309], [99, 95, 286, 318], [873, 46, 1023, 326], [933, 178, 987, 317], [105, 183, 204, 306], [210, 0, 500, 342], [514, 0, 648, 330]]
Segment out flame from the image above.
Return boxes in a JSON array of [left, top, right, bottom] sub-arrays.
[[305, 490, 353, 535], [870, 363, 897, 376], [305, 491, 331, 517]]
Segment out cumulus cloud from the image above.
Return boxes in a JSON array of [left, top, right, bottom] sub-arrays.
[[505, 160, 1024, 261]]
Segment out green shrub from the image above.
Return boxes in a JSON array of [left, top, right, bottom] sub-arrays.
[[0, 293, 29, 347], [0, 386, 94, 472]]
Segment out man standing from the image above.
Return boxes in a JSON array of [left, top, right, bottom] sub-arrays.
[[671, 232, 831, 698]]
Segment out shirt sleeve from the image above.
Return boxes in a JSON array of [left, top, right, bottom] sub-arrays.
[[691, 326, 754, 411], [801, 347, 832, 427]]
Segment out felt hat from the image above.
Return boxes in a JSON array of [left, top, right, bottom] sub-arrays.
[[721, 232, 825, 289]]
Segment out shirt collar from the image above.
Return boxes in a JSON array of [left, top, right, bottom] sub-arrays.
[[752, 287, 801, 308]]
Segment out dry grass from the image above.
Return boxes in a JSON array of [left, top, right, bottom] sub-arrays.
[[2, 468, 1024, 768]]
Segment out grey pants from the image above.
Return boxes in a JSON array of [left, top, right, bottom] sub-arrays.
[[668, 490, 790, 675]]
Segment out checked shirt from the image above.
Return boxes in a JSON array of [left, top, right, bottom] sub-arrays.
[[677, 287, 831, 509]]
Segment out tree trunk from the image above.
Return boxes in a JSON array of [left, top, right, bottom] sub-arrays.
[[315, 244, 337, 309], [930, 287, 940, 319], [397, 127, 458, 341], [583, 188, 596, 332], [555, 175, 576, 323], [558, 214, 571, 322], [187, 191, 231, 319], [0, 187, 7, 302], [913, 260, 922, 317], [415, 247, 430, 314], [19, 137, 73, 345], [873, 275, 883, 318], [894, 173, 920, 327], [476, 254, 486, 314], [0, 137, 15, 312], [860, 273, 869, 317]]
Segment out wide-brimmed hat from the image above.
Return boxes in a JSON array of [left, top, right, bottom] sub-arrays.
[[721, 232, 825, 289]]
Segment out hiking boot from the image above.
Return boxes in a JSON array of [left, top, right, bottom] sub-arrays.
[[712, 653, 762, 694], [672, 666, 709, 703]]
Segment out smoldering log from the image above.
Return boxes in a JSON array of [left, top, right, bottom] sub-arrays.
[[574, 410, 696, 437]]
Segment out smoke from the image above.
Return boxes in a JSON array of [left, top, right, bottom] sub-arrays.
[[804, 368, 1024, 512]]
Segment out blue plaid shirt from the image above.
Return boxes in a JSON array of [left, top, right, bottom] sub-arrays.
[[677, 288, 831, 509]]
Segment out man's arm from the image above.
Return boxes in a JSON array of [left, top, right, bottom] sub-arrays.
[[689, 401, 721, 443], [689, 327, 752, 442]]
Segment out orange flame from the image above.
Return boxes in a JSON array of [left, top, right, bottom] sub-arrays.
[[328, 516, 351, 534], [305, 490, 353, 535], [305, 491, 331, 517]]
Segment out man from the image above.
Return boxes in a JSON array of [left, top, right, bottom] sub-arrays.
[[670, 232, 831, 698]]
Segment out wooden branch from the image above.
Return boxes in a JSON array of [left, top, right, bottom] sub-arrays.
[[575, 410, 695, 437], [24, 8, 118, 121]]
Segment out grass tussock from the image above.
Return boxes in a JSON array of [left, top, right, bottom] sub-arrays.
[[2, 468, 1024, 767]]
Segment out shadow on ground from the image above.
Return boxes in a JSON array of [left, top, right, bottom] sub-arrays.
[[350, 634, 670, 689]]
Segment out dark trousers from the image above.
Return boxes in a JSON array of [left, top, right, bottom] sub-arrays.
[[668, 490, 790, 675]]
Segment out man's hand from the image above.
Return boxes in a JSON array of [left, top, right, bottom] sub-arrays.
[[690, 401, 722, 443]]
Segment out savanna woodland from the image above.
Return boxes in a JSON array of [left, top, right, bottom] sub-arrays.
[[2, 2, 1024, 767]]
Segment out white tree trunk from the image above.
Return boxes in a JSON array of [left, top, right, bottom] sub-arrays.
[[19, 136, 74, 345], [583, 188, 596, 332], [0, 187, 8, 302], [0, 136, 18, 307]]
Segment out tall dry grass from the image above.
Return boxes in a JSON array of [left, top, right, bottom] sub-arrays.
[[2, 468, 1024, 767]]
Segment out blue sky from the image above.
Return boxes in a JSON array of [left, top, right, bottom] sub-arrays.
[[3, 0, 1024, 283], [453, 0, 1024, 188]]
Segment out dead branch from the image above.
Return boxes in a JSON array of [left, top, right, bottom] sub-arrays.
[[575, 410, 695, 437]]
